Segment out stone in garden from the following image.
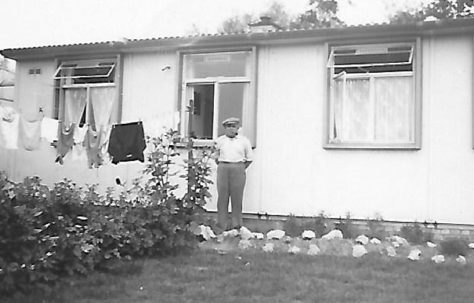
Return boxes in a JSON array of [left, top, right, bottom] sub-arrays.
[[193, 225, 216, 241], [223, 229, 240, 237], [262, 242, 274, 253], [390, 236, 409, 246], [386, 246, 397, 257], [391, 241, 400, 248], [456, 255, 467, 265], [302, 230, 316, 240], [239, 226, 253, 240], [252, 232, 264, 240], [407, 248, 422, 261], [238, 239, 252, 250], [307, 244, 321, 256], [322, 229, 343, 240], [352, 244, 368, 258], [431, 255, 445, 264], [266, 229, 285, 240], [355, 235, 369, 245], [283, 236, 293, 244], [288, 245, 301, 254], [369, 238, 381, 245], [469, 243, 474, 249], [426, 241, 437, 248]]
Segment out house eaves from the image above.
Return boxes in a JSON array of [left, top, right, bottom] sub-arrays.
[[3, 17, 474, 60]]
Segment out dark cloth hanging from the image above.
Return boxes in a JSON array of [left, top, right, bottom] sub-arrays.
[[107, 121, 146, 164], [55, 122, 75, 164], [83, 127, 103, 169]]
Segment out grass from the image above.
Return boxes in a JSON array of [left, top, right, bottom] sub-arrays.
[[6, 249, 474, 303]]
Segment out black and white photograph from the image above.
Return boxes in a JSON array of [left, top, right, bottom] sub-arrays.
[[1, 0, 474, 302]]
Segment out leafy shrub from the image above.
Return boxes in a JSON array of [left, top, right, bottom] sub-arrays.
[[439, 238, 470, 257], [400, 222, 433, 245], [283, 212, 330, 238], [0, 130, 214, 296], [366, 214, 387, 240], [334, 213, 359, 239], [283, 214, 302, 237]]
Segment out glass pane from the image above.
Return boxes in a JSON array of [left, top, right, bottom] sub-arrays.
[[184, 51, 250, 79], [217, 83, 244, 137], [64, 88, 87, 127], [340, 78, 371, 142], [189, 85, 214, 139], [375, 76, 414, 142]]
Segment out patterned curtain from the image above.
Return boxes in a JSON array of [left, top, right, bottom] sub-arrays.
[[64, 88, 87, 128], [333, 76, 413, 143]]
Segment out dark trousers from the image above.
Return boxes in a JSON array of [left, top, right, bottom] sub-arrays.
[[217, 162, 246, 229]]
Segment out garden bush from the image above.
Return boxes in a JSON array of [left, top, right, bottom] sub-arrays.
[[439, 238, 470, 257], [366, 214, 387, 240], [400, 222, 434, 245], [0, 130, 214, 296]]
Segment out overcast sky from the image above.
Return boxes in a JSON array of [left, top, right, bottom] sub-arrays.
[[0, 0, 430, 50]]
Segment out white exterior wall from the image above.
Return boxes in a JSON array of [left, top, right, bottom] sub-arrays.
[[252, 35, 474, 224], [2, 33, 474, 224]]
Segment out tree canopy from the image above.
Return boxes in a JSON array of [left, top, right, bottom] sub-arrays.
[[390, 0, 474, 24], [218, 0, 344, 34]]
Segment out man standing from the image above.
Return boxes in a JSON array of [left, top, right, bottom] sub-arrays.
[[215, 117, 253, 231]]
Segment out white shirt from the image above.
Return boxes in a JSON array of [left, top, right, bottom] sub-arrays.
[[215, 134, 253, 163]]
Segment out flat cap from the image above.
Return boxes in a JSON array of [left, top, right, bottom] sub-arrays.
[[222, 117, 240, 126]]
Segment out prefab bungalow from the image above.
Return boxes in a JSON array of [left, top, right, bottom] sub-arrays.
[[2, 18, 474, 226]]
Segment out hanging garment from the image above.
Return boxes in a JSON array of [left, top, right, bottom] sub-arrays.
[[83, 127, 103, 169], [55, 122, 75, 164], [90, 87, 115, 146], [41, 117, 59, 143], [19, 114, 43, 151], [107, 121, 146, 164], [0, 107, 19, 150]]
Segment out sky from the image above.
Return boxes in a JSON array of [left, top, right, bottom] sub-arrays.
[[0, 0, 431, 50]]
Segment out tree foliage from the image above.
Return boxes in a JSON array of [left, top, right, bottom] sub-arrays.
[[217, 0, 344, 34], [290, 0, 344, 30], [390, 0, 474, 24]]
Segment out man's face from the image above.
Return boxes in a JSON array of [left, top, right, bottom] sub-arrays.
[[224, 124, 239, 137]]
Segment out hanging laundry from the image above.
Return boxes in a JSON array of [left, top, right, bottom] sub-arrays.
[[90, 87, 115, 146], [71, 125, 88, 162], [41, 117, 59, 143], [83, 126, 103, 169], [107, 121, 146, 164], [19, 114, 43, 151], [0, 107, 19, 150], [55, 122, 75, 164]]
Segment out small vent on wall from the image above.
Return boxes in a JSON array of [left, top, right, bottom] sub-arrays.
[[28, 68, 41, 75]]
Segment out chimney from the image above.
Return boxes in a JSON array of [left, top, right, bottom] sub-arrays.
[[248, 16, 282, 33]]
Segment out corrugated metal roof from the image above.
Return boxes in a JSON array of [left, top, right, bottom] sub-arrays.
[[3, 18, 474, 60]]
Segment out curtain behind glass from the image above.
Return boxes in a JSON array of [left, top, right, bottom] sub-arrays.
[[375, 76, 413, 142], [64, 88, 87, 128]]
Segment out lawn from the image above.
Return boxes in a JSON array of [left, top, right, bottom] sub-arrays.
[[6, 247, 474, 303]]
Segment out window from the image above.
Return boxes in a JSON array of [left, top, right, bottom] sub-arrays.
[[326, 42, 420, 148], [54, 58, 120, 130], [180, 50, 256, 146]]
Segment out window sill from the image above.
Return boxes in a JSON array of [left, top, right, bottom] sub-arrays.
[[174, 139, 215, 149], [323, 142, 421, 150]]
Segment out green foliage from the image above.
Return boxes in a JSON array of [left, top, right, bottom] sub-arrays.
[[0, 130, 214, 296], [439, 238, 470, 257], [390, 0, 474, 24], [366, 214, 387, 240], [282, 212, 330, 237], [290, 0, 344, 30], [400, 222, 434, 245], [334, 213, 359, 239]]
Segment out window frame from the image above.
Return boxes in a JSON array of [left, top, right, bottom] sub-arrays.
[[324, 39, 422, 150], [178, 47, 257, 146], [54, 56, 122, 127]]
